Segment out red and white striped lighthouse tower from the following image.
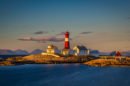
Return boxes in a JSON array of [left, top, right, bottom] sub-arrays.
[[64, 31, 70, 49]]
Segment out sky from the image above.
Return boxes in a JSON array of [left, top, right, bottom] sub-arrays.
[[0, 0, 130, 52]]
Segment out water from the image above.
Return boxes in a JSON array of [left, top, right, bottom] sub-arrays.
[[0, 55, 27, 59], [0, 64, 130, 86]]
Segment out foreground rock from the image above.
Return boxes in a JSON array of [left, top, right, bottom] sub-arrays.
[[84, 58, 130, 67], [0, 61, 14, 66]]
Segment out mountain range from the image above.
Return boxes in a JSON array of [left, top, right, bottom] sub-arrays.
[[0, 49, 43, 55]]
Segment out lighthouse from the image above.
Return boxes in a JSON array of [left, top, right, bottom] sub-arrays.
[[62, 31, 71, 56], [64, 31, 70, 49]]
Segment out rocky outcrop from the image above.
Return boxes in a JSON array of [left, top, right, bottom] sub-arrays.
[[84, 58, 130, 67], [0, 54, 92, 66]]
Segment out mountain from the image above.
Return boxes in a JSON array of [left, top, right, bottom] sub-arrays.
[[0, 49, 15, 55], [110, 51, 116, 56], [30, 49, 43, 54], [14, 49, 29, 55], [122, 51, 130, 56], [90, 50, 100, 57], [0, 49, 44, 55], [110, 51, 130, 57], [99, 52, 110, 56], [0, 49, 29, 55]]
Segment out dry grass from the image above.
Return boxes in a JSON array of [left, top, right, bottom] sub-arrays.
[[84, 58, 130, 67], [0, 54, 92, 65], [1, 54, 130, 66]]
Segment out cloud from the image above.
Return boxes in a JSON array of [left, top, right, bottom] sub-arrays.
[[56, 32, 65, 36], [18, 36, 64, 43], [34, 31, 48, 35], [18, 37, 33, 41], [80, 31, 93, 34], [18, 31, 73, 43]]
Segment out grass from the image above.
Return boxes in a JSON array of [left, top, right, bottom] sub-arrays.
[[0, 54, 93, 65], [1, 54, 130, 67], [84, 57, 130, 67]]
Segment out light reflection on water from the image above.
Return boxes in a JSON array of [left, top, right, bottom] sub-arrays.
[[0, 64, 130, 86]]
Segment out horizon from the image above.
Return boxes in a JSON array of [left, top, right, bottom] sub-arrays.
[[0, 0, 130, 52]]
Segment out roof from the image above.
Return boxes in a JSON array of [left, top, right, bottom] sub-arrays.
[[74, 45, 87, 50], [47, 44, 58, 49], [116, 51, 121, 56]]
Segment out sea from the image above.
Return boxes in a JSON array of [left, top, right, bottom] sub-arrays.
[[0, 55, 27, 59], [0, 64, 130, 86]]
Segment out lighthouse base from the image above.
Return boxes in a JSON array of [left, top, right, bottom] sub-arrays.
[[62, 49, 70, 56]]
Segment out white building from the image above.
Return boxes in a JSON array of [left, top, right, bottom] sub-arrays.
[[73, 45, 89, 56], [41, 44, 61, 57], [46, 44, 60, 54]]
